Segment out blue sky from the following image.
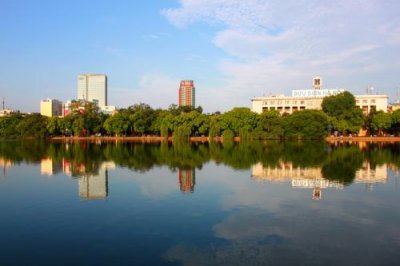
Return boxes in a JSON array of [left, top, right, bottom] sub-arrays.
[[1, 0, 400, 112]]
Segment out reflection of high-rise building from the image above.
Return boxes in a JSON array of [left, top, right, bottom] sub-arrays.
[[40, 158, 62, 176], [178, 169, 196, 193], [79, 171, 108, 200], [78, 162, 114, 200], [178, 80, 195, 107]]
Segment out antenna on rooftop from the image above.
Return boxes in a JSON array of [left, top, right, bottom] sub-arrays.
[[2, 97, 4, 110], [366, 85, 374, 95]]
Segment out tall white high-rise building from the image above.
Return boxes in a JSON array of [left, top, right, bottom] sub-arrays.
[[77, 74, 107, 109]]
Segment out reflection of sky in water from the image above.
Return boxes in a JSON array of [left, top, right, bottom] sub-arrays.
[[1, 157, 400, 265]]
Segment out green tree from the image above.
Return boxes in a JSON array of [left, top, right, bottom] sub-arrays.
[[151, 110, 174, 137], [322, 91, 364, 134], [255, 110, 284, 139], [283, 110, 328, 139], [16, 113, 48, 138], [47, 117, 62, 135], [370, 111, 392, 136], [127, 103, 156, 135], [391, 109, 400, 136], [222, 129, 234, 142], [208, 116, 221, 138], [219, 107, 259, 136], [0, 113, 23, 138], [322, 91, 356, 117], [103, 113, 131, 136]]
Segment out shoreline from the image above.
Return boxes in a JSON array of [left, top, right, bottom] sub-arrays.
[[49, 136, 231, 143], [47, 136, 400, 143], [326, 136, 400, 143]]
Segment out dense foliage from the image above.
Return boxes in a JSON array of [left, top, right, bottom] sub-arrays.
[[322, 91, 364, 134], [1, 93, 399, 140]]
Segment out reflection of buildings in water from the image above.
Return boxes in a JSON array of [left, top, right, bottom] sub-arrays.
[[40, 158, 62, 176], [178, 169, 196, 193], [78, 162, 115, 200], [355, 162, 388, 191], [41, 158, 114, 200], [251, 161, 388, 199], [0, 158, 12, 176], [313, 188, 322, 200], [251, 162, 342, 187]]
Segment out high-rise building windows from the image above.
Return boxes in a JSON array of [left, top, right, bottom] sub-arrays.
[[77, 74, 107, 109], [178, 80, 195, 107]]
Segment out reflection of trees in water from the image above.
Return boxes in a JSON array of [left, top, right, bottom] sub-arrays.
[[321, 145, 364, 185], [0, 141, 399, 185]]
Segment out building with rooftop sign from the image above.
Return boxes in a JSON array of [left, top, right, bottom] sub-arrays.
[[251, 77, 388, 115]]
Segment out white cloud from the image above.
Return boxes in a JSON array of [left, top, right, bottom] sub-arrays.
[[163, 0, 400, 108], [109, 72, 179, 109]]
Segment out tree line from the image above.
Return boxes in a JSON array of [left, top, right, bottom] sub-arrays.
[[1, 92, 399, 140]]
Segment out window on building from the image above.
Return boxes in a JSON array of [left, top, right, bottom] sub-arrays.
[[363, 99, 367, 104], [371, 99, 376, 103]]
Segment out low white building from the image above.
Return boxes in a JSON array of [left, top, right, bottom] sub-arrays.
[[251, 77, 388, 115], [0, 108, 14, 117]]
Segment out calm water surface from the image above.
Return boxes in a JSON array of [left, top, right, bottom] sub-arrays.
[[0, 141, 400, 265]]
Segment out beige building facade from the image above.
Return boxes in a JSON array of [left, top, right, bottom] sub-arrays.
[[251, 78, 388, 115], [77, 74, 107, 109], [40, 98, 62, 117]]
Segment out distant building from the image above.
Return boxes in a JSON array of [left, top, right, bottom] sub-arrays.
[[62, 100, 72, 117], [77, 74, 107, 109], [251, 77, 388, 115], [388, 102, 400, 112], [0, 108, 14, 117], [40, 98, 62, 117], [178, 80, 195, 107]]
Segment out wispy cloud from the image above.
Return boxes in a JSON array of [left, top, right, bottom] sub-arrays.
[[162, 0, 400, 108], [142, 32, 170, 40], [109, 72, 178, 109]]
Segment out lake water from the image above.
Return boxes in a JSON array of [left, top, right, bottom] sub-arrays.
[[0, 140, 400, 265]]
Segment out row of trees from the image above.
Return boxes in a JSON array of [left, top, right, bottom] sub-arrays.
[[1, 93, 399, 140]]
